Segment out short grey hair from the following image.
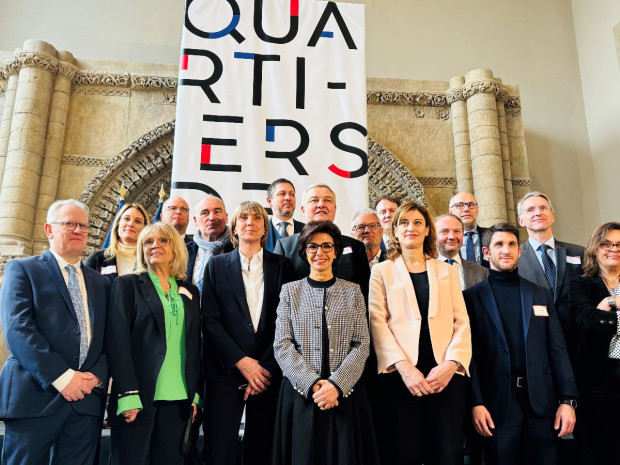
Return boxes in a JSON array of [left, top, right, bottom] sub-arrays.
[[516, 191, 555, 217], [302, 183, 336, 205], [351, 208, 380, 228], [46, 199, 89, 224]]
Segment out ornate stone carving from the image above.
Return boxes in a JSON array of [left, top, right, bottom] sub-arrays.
[[0, 79, 6, 97], [61, 156, 109, 167], [417, 177, 457, 187], [414, 107, 425, 118], [446, 87, 464, 104], [58, 61, 78, 80], [462, 79, 501, 99], [367, 91, 448, 107], [73, 86, 131, 97], [435, 108, 450, 120], [131, 75, 178, 89], [367, 137, 426, 206], [74, 72, 130, 87], [162, 92, 177, 104], [511, 179, 531, 186], [14, 50, 59, 75]]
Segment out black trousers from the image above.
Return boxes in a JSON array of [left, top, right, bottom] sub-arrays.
[[204, 380, 279, 465], [482, 386, 558, 465], [110, 399, 191, 465], [374, 371, 467, 465], [577, 359, 620, 465]]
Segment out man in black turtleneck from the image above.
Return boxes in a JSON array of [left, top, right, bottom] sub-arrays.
[[463, 222, 578, 465]]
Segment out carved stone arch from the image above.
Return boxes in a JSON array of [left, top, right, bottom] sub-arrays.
[[78, 120, 176, 253], [367, 137, 426, 206], [78, 123, 426, 252]]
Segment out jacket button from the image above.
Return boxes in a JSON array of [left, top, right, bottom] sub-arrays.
[[609, 321, 615, 325], [600, 320, 606, 324], [74, 329, 80, 335], [72, 355, 79, 361]]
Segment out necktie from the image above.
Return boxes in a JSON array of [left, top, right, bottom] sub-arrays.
[[445, 259, 455, 265], [465, 231, 476, 263], [65, 265, 89, 366], [278, 221, 289, 238], [538, 244, 557, 294]]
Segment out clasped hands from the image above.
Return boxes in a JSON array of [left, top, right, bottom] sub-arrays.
[[60, 371, 100, 402], [312, 380, 339, 410], [396, 360, 458, 397], [236, 356, 272, 401]]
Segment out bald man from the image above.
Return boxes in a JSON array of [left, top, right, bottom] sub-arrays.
[[449, 192, 488, 267], [161, 196, 192, 243]]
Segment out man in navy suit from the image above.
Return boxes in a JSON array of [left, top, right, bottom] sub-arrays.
[[160, 196, 193, 243], [449, 192, 489, 267], [464, 222, 577, 465], [264, 178, 304, 252], [273, 183, 370, 299], [0, 199, 109, 465], [516, 191, 584, 368]]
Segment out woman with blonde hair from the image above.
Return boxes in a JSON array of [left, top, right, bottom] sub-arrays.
[[86, 203, 150, 282], [107, 222, 200, 465]]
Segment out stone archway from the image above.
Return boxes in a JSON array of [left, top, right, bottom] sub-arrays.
[[79, 122, 426, 252]]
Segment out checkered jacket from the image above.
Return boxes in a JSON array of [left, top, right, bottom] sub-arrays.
[[274, 278, 370, 399]]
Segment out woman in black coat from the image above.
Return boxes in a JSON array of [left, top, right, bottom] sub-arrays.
[[570, 221, 620, 465], [107, 222, 200, 465]]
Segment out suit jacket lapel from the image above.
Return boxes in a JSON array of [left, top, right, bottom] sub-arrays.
[[225, 249, 253, 323], [520, 279, 533, 341], [426, 259, 440, 319], [139, 273, 166, 336], [395, 257, 421, 319], [480, 280, 508, 346], [257, 251, 274, 335], [521, 242, 549, 289], [555, 243, 567, 299], [81, 264, 99, 324], [42, 251, 76, 320], [178, 281, 196, 339]]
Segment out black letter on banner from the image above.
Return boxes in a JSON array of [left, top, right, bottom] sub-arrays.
[[180, 49, 223, 103], [253, 55, 279, 106], [184, 0, 245, 43], [265, 119, 309, 175], [201, 115, 243, 172], [307, 2, 357, 49], [253, 0, 299, 44], [328, 122, 368, 179], [241, 182, 272, 215], [172, 181, 222, 198], [296, 57, 305, 109]]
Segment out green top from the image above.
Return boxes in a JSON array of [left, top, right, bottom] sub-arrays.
[[117, 272, 198, 415]]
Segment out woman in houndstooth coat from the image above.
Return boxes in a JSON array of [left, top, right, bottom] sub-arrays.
[[272, 221, 379, 465]]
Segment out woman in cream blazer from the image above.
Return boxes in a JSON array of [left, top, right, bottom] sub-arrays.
[[369, 201, 471, 465]]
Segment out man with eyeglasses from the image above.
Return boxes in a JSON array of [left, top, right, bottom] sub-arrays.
[[448, 192, 489, 268], [0, 199, 109, 465], [265, 178, 305, 252], [517, 191, 585, 368], [273, 183, 370, 299], [351, 208, 385, 269], [160, 196, 192, 243]]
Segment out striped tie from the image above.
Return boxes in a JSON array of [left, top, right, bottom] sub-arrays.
[[538, 244, 557, 294]]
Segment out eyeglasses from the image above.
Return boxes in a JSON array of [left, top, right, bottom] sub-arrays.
[[143, 237, 171, 247], [450, 202, 478, 210], [523, 205, 552, 214], [352, 222, 381, 233], [600, 242, 620, 252], [306, 242, 334, 253], [166, 206, 189, 213], [51, 221, 89, 232]]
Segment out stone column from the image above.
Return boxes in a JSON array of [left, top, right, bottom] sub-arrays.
[[504, 97, 531, 216], [0, 40, 58, 257], [463, 68, 507, 226], [0, 70, 19, 192], [496, 80, 516, 224], [32, 52, 76, 256], [447, 76, 473, 194]]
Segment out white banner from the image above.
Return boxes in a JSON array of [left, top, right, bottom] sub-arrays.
[[172, 0, 367, 230]]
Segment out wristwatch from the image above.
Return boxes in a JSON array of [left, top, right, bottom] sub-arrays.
[[559, 399, 578, 409], [608, 296, 618, 310]]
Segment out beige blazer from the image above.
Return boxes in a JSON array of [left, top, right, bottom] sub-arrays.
[[369, 256, 471, 375]]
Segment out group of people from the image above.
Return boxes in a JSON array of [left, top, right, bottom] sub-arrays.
[[0, 178, 618, 465]]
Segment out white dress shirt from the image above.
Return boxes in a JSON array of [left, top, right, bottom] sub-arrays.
[[438, 253, 465, 290], [528, 236, 557, 268], [49, 251, 92, 392], [240, 248, 265, 332], [272, 217, 294, 237]]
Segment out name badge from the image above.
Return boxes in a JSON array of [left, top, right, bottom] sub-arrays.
[[342, 246, 353, 255], [566, 256, 581, 265], [533, 305, 549, 317], [178, 287, 193, 300], [100, 265, 117, 275]]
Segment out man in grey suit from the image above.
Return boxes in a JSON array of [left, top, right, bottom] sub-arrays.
[[435, 214, 488, 290], [516, 191, 584, 367]]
